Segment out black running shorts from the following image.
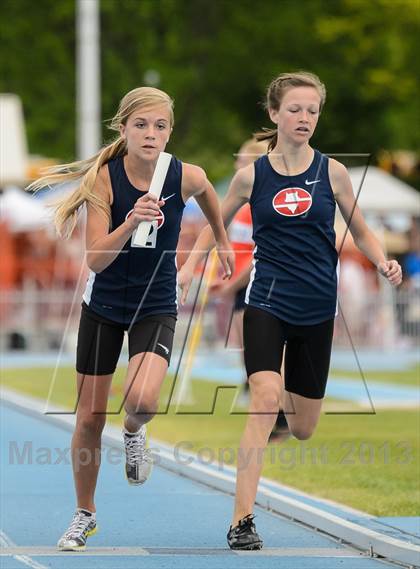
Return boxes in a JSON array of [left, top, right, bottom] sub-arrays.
[[243, 305, 334, 399], [76, 303, 176, 375]]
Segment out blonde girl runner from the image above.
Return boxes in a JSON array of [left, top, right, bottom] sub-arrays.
[[29, 87, 234, 550]]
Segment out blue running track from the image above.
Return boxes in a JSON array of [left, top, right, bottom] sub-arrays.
[[0, 400, 397, 569]]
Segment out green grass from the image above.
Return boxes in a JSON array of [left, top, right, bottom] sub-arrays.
[[1, 366, 419, 517], [330, 364, 419, 387]]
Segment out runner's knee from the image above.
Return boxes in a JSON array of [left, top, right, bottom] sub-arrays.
[[288, 422, 316, 441], [76, 414, 106, 438], [124, 393, 158, 417]]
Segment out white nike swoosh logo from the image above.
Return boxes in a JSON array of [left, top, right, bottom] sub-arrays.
[[305, 179, 320, 185], [162, 193, 176, 201], [157, 342, 169, 355]]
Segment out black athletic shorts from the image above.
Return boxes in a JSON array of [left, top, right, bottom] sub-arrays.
[[76, 303, 176, 376], [233, 286, 247, 312], [243, 305, 334, 399]]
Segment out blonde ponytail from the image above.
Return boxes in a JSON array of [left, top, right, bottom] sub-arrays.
[[27, 86, 174, 238], [28, 137, 126, 238]]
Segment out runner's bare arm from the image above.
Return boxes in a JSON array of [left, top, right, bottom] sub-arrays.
[[330, 159, 402, 286], [178, 164, 254, 303], [183, 164, 254, 271], [214, 263, 253, 298], [182, 163, 234, 278], [182, 163, 229, 243], [86, 167, 163, 273]]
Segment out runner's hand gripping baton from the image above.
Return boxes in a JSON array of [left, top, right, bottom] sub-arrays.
[[132, 152, 172, 247]]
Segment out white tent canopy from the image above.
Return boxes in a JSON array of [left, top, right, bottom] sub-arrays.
[[0, 94, 28, 186], [348, 166, 420, 214], [0, 186, 52, 232]]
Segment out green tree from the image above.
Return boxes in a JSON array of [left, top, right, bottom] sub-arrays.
[[1, 0, 75, 160], [1, 0, 418, 181]]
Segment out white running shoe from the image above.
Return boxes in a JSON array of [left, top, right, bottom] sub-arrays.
[[57, 508, 97, 551], [123, 425, 153, 485]]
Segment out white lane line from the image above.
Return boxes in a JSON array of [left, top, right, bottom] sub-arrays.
[[0, 546, 362, 557], [0, 530, 48, 569]]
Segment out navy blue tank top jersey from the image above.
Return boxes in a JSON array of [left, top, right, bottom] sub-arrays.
[[246, 150, 338, 326], [83, 155, 185, 325]]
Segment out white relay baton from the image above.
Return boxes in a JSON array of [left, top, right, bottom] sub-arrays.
[[132, 151, 172, 247]]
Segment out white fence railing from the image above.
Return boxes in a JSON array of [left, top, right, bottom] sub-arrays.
[[334, 288, 419, 348], [1, 287, 418, 352]]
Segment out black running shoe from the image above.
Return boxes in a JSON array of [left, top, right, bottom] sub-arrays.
[[227, 514, 263, 550]]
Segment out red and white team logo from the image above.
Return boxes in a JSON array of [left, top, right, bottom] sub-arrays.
[[125, 208, 165, 229], [126, 208, 165, 248], [272, 188, 312, 217], [153, 209, 165, 229]]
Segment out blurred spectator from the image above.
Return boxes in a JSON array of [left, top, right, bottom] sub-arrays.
[[0, 187, 84, 350], [0, 221, 18, 290], [176, 198, 205, 270], [336, 227, 378, 345], [210, 139, 269, 347], [395, 218, 420, 339], [403, 218, 420, 290]]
